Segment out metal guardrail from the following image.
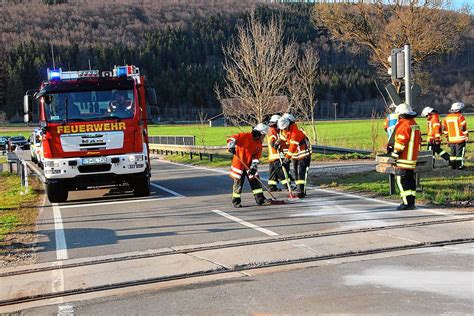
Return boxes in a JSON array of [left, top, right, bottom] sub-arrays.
[[149, 135, 195, 146], [149, 143, 372, 161]]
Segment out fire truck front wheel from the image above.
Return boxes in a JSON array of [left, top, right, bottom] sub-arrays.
[[131, 172, 150, 197], [46, 181, 69, 203]]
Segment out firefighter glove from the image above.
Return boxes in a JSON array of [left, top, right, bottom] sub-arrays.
[[249, 167, 257, 176], [272, 139, 281, 149], [228, 140, 236, 155]]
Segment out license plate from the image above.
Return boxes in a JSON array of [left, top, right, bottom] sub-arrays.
[[82, 157, 107, 165]]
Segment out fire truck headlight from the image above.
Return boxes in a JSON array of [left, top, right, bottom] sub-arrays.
[[128, 155, 144, 162], [44, 161, 60, 168]]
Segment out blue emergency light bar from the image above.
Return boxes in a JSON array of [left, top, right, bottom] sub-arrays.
[[47, 65, 139, 81], [47, 68, 62, 81]]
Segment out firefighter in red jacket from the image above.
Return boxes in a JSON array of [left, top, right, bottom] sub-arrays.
[[391, 103, 422, 210], [442, 102, 468, 170], [420, 106, 450, 163], [277, 115, 311, 198], [227, 123, 271, 208]]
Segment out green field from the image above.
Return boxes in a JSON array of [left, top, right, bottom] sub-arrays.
[[1, 115, 473, 151], [147, 115, 474, 151]]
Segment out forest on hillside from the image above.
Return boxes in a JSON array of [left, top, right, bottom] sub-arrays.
[[0, 0, 472, 121]]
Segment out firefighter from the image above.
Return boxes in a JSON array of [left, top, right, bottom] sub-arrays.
[[384, 103, 398, 141], [227, 123, 271, 208], [391, 103, 422, 210], [420, 106, 450, 164], [267, 114, 286, 192], [279, 113, 297, 187], [442, 102, 468, 170], [278, 115, 311, 198]]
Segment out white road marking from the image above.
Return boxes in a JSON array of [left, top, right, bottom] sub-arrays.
[[57, 304, 75, 316], [150, 183, 185, 197], [50, 261, 65, 306], [53, 203, 68, 260], [60, 196, 182, 209], [156, 159, 229, 175], [211, 209, 279, 236]]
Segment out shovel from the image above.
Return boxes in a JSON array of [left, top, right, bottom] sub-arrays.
[[233, 154, 286, 205]]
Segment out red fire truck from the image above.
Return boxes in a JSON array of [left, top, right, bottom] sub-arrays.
[[24, 65, 157, 203]]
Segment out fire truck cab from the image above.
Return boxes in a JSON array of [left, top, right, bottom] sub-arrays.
[[24, 65, 157, 203]]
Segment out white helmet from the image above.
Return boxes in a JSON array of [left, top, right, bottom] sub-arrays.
[[253, 123, 269, 136], [269, 114, 281, 124], [277, 116, 291, 130], [421, 106, 434, 117], [395, 103, 417, 116], [450, 102, 464, 112], [282, 113, 295, 123]]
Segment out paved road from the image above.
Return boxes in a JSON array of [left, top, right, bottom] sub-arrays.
[[33, 157, 453, 263], [3, 152, 473, 314]]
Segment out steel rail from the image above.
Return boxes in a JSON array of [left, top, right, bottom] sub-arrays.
[[0, 237, 472, 307], [1, 216, 472, 278]]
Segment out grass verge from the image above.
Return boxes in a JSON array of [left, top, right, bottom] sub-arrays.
[[158, 152, 373, 168], [310, 161, 473, 208], [0, 172, 42, 266]]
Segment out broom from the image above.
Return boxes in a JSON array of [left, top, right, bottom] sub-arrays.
[[277, 152, 298, 200]]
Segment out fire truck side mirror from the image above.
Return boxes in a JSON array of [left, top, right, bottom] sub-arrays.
[[24, 94, 33, 123]]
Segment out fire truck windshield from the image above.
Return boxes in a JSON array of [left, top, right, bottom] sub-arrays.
[[43, 89, 135, 122]]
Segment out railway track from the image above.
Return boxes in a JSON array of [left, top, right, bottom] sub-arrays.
[[1, 216, 473, 307], [1, 215, 472, 278]]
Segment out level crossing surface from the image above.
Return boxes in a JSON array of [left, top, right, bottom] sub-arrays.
[[32, 156, 457, 263]]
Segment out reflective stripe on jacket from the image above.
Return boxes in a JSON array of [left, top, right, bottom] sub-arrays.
[[427, 113, 442, 142], [442, 113, 468, 144], [285, 124, 311, 160], [393, 118, 421, 170], [227, 132, 262, 180]]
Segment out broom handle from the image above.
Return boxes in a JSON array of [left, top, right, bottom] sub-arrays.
[[278, 152, 293, 195], [234, 152, 277, 200]]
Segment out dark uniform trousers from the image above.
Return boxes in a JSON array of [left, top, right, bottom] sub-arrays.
[[232, 170, 266, 205], [427, 142, 450, 163], [449, 142, 466, 169], [268, 159, 292, 189], [294, 155, 311, 196], [396, 169, 416, 206]]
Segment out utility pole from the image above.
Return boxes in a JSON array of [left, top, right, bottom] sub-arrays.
[[333, 102, 338, 120], [404, 44, 411, 108]]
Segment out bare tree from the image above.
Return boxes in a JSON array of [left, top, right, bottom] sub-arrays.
[[196, 105, 208, 146], [291, 47, 320, 144], [217, 14, 297, 125], [313, 0, 471, 91]]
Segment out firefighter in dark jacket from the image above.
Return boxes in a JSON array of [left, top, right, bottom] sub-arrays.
[[420, 106, 450, 164], [442, 102, 468, 170], [277, 115, 311, 198], [391, 103, 422, 210], [227, 123, 271, 208]]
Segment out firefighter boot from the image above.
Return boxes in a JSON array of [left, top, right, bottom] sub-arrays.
[[269, 185, 281, 192], [296, 184, 306, 198], [255, 194, 271, 206], [232, 198, 242, 208]]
